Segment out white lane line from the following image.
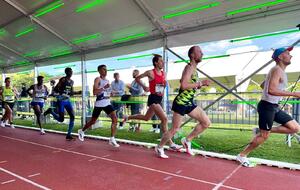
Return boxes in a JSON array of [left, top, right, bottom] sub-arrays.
[[0, 135, 242, 190], [88, 158, 97, 162], [163, 176, 173, 181], [28, 173, 41, 178], [101, 154, 110, 158], [0, 161, 7, 164], [212, 165, 242, 190], [0, 168, 51, 190], [176, 170, 182, 174], [1, 179, 15, 185]]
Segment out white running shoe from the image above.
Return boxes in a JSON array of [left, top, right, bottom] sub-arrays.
[[181, 137, 195, 156], [169, 143, 182, 151], [236, 154, 254, 167], [78, 129, 85, 141], [155, 146, 169, 159], [40, 128, 45, 135], [0, 121, 5, 128], [9, 123, 15, 129], [109, 137, 120, 148]]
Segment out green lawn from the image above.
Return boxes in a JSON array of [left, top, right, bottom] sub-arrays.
[[14, 118, 300, 164]]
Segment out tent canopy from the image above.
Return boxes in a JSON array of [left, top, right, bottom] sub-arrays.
[[0, 0, 300, 72]]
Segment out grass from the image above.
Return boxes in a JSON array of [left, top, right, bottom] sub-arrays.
[[14, 118, 300, 164]]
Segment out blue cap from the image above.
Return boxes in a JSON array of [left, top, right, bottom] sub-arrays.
[[272, 47, 293, 60]]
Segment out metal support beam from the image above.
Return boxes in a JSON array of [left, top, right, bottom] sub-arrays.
[[81, 52, 87, 126], [132, 0, 166, 37], [0, 42, 34, 63], [166, 47, 256, 110], [203, 37, 300, 111], [21, 3, 300, 66], [162, 37, 168, 114], [0, 1, 58, 29], [4, 0, 79, 49], [1, 72, 5, 86]]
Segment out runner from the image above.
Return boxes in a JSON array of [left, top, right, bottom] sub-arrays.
[[122, 54, 181, 156], [156, 46, 211, 158], [0, 77, 18, 128], [237, 47, 300, 167], [78, 65, 119, 147], [27, 76, 48, 135], [44, 67, 81, 140]]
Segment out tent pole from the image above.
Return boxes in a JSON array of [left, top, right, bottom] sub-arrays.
[[81, 52, 87, 127]]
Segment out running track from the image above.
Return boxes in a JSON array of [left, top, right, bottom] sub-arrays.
[[0, 127, 299, 190]]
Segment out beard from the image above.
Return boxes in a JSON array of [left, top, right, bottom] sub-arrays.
[[195, 58, 201, 63], [284, 60, 291, 65]]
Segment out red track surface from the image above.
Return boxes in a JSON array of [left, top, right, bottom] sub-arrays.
[[0, 127, 299, 190]]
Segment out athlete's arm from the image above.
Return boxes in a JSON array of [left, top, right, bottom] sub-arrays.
[[135, 70, 150, 92], [44, 85, 49, 99], [26, 85, 34, 97], [54, 78, 64, 93], [93, 77, 101, 96], [180, 65, 200, 90]]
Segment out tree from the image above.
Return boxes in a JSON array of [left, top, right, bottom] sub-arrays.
[[7, 71, 52, 90]]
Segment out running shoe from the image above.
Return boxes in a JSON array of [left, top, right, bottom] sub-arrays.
[[66, 135, 76, 141], [169, 143, 182, 151], [78, 129, 85, 141], [181, 137, 195, 156], [0, 121, 5, 128], [109, 137, 120, 148], [8, 123, 15, 129], [155, 146, 169, 159], [236, 154, 254, 167], [40, 128, 45, 135]]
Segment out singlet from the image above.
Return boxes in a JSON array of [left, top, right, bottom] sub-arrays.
[[149, 69, 165, 96], [57, 77, 73, 100], [261, 66, 287, 104], [2, 86, 15, 103], [32, 84, 47, 103], [174, 69, 199, 106], [95, 77, 111, 107]]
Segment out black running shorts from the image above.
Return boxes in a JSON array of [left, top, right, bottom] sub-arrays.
[[257, 100, 293, 131], [92, 105, 115, 118], [147, 94, 162, 107], [172, 101, 197, 116]]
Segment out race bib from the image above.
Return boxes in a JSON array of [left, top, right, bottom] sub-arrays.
[[4, 95, 13, 101], [103, 88, 111, 97], [103, 91, 110, 97], [36, 92, 45, 98], [155, 84, 164, 94]]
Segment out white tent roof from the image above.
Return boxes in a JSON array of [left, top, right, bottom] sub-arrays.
[[0, 0, 300, 72]]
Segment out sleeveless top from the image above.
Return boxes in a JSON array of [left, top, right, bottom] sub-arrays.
[[57, 77, 73, 100], [262, 66, 287, 104], [174, 69, 199, 106], [95, 77, 111, 107], [32, 84, 47, 103], [149, 69, 165, 96], [2, 86, 15, 103]]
